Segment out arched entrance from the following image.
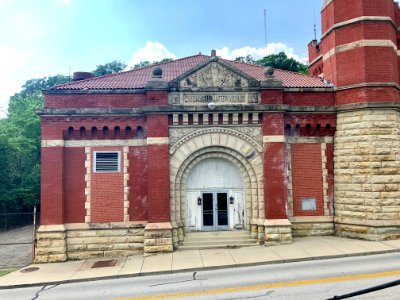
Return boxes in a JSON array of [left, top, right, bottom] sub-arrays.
[[186, 158, 245, 231], [169, 127, 265, 246]]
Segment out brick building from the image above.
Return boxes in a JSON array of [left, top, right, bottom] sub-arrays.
[[35, 0, 400, 262]]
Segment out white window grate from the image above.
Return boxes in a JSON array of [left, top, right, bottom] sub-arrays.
[[94, 151, 120, 173]]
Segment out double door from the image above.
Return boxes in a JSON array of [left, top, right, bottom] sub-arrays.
[[202, 192, 229, 231]]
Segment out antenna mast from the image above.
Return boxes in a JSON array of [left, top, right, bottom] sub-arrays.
[[313, 0, 317, 40]]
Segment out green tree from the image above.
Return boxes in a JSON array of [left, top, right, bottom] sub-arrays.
[[131, 58, 173, 70], [234, 55, 256, 64], [256, 52, 309, 74], [12, 75, 70, 100], [93, 60, 127, 76], [0, 75, 69, 213]]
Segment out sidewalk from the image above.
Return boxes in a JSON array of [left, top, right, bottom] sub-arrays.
[[1, 236, 400, 289]]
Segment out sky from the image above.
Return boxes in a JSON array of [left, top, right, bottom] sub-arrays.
[[0, 0, 325, 117]]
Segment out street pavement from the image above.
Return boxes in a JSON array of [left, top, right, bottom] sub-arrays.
[[2, 252, 400, 299], [0, 226, 33, 269], [1, 235, 400, 289]]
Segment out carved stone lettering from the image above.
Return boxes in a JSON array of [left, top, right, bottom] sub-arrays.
[[168, 92, 259, 105]]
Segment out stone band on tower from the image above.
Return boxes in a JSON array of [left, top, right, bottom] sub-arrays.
[[309, 0, 400, 240]]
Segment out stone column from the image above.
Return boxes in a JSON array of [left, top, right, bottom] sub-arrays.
[[262, 113, 293, 245], [144, 70, 173, 254], [144, 223, 173, 255], [36, 140, 67, 263], [334, 108, 400, 240], [34, 225, 67, 263]]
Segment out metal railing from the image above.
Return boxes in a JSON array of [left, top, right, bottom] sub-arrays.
[[0, 206, 38, 264]]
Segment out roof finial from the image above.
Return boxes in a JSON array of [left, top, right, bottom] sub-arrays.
[[151, 66, 163, 78], [211, 50, 216, 57]]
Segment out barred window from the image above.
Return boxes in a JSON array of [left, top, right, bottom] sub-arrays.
[[94, 151, 120, 173]]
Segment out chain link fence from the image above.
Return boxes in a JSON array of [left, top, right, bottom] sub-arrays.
[[0, 206, 39, 269]]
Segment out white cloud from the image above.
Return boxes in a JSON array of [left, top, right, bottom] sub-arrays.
[[63, 0, 71, 5], [127, 41, 177, 68], [216, 43, 308, 64]]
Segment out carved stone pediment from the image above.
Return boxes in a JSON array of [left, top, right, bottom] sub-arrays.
[[177, 62, 253, 90]]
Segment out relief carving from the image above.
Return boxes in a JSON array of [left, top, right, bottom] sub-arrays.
[[179, 62, 249, 89], [169, 126, 263, 154]]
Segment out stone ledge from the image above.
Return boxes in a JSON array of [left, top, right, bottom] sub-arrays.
[[264, 219, 292, 227], [37, 224, 66, 233], [145, 222, 172, 231], [65, 222, 147, 230], [290, 216, 333, 223]]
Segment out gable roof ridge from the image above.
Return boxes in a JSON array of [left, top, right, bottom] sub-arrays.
[[51, 54, 211, 90], [127, 53, 210, 72]]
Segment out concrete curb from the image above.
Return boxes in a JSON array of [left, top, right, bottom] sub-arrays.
[[1, 248, 399, 290]]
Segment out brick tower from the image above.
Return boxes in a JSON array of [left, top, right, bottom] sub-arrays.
[[309, 0, 400, 240]]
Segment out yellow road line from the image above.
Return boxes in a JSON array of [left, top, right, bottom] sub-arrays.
[[114, 269, 400, 300]]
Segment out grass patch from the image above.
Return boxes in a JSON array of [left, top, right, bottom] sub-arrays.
[[0, 269, 15, 277]]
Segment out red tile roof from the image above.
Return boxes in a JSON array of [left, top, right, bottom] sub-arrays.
[[52, 54, 329, 91]]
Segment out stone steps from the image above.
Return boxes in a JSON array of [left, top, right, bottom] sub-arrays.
[[179, 230, 257, 250]]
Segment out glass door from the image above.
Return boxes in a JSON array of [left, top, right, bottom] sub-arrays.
[[202, 192, 229, 231]]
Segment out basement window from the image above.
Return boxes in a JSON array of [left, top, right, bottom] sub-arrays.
[[94, 151, 121, 173], [301, 198, 317, 211]]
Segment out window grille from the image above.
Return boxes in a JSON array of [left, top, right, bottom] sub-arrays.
[[94, 151, 120, 173]]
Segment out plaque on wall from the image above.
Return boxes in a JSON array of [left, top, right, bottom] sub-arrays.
[[169, 92, 259, 105]]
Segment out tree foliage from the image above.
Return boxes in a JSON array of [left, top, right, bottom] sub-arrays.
[[131, 58, 173, 70], [0, 75, 69, 213], [234, 55, 256, 64], [93, 60, 127, 76], [234, 52, 309, 74]]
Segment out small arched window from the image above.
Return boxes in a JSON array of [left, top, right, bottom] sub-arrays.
[[136, 126, 144, 139]]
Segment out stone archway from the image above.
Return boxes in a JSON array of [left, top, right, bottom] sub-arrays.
[[169, 127, 264, 247], [186, 157, 245, 231]]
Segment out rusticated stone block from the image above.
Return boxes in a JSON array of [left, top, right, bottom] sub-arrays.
[[87, 244, 113, 251], [67, 251, 104, 260], [67, 244, 87, 252], [144, 231, 172, 239], [47, 254, 67, 263], [104, 250, 141, 257], [144, 245, 173, 253], [113, 243, 143, 251]]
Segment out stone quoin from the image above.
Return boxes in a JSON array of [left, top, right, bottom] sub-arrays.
[[35, 0, 400, 263]]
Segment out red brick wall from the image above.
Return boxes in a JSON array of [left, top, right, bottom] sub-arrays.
[[128, 146, 148, 221], [64, 147, 86, 223], [145, 91, 168, 106], [147, 114, 168, 137], [262, 113, 284, 135], [291, 144, 324, 217], [264, 142, 287, 219], [260, 90, 283, 105], [90, 147, 124, 223], [315, 0, 399, 94], [41, 117, 146, 140], [41, 147, 64, 225], [147, 144, 170, 222], [336, 86, 399, 105], [283, 92, 334, 106]]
